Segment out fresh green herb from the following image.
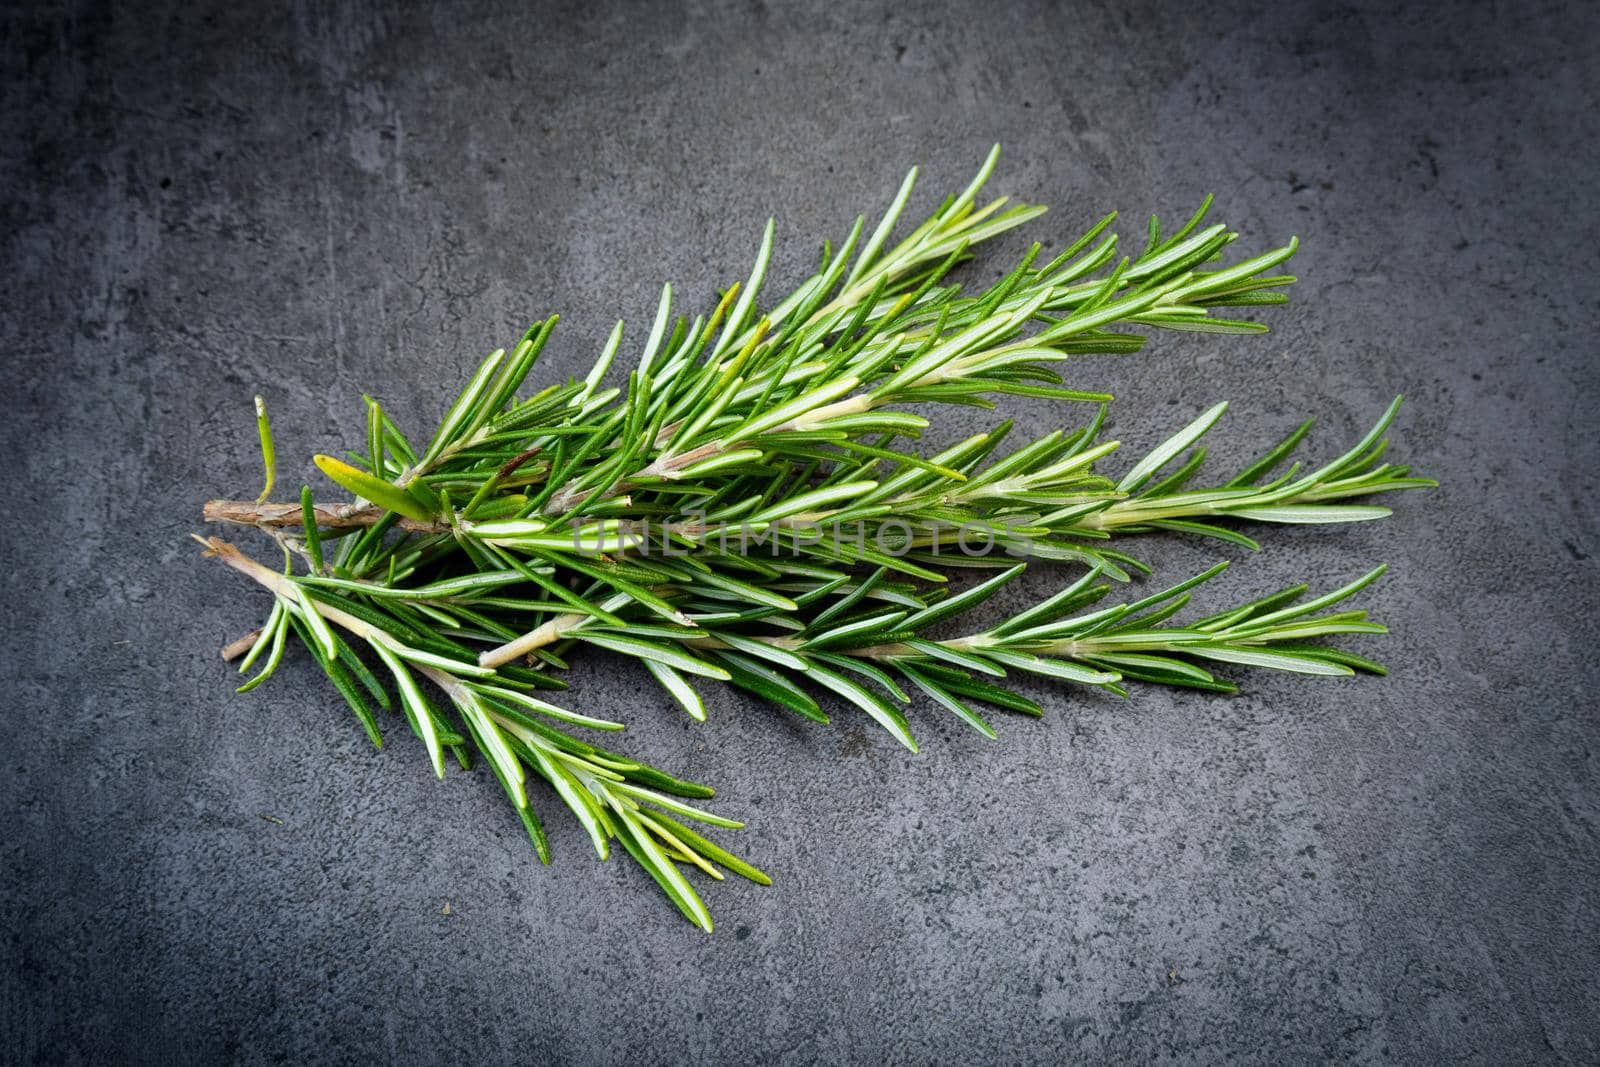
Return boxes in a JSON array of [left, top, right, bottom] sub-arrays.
[[200, 148, 1433, 930]]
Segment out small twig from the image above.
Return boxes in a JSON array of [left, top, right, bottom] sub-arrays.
[[221, 628, 263, 661], [195, 535, 377, 639], [203, 499, 446, 533], [478, 614, 582, 669], [496, 447, 544, 482]]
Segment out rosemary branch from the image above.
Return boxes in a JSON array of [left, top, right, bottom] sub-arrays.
[[200, 148, 1432, 928]]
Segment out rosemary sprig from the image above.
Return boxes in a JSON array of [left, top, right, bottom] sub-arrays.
[[201, 149, 1433, 929], [199, 536, 769, 931]]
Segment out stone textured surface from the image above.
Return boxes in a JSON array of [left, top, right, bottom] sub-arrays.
[[4, 0, 1597, 1062]]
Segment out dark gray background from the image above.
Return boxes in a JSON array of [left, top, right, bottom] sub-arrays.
[[5, 0, 1597, 1062]]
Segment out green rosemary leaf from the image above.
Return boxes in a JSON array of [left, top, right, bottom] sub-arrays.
[[900, 665, 996, 739], [748, 480, 879, 524], [707, 630, 808, 672], [1142, 519, 1261, 551], [235, 603, 291, 694], [322, 655, 385, 748], [1226, 504, 1391, 524], [617, 761, 716, 800], [574, 632, 732, 681], [299, 485, 324, 573], [900, 563, 1025, 632], [642, 811, 772, 886], [1117, 402, 1229, 493], [609, 781, 742, 829], [1232, 564, 1388, 629], [314, 454, 433, 523], [897, 637, 1006, 677], [288, 583, 338, 661], [518, 804, 553, 865], [938, 675, 1045, 718], [1267, 644, 1388, 676], [1182, 645, 1355, 676], [454, 690, 528, 809], [473, 685, 625, 732], [645, 660, 706, 722], [710, 649, 827, 723], [236, 597, 285, 676], [990, 567, 1108, 636], [369, 641, 445, 778], [799, 610, 908, 650], [253, 396, 276, 504], [809, 651, 911, 703], [421, 347, 506, 463], [542, 553, 689, 625], [1075, 652, 1217, 685], [983, 650, 1120, 686], [804, 659, 917, 752], [611, 807, 713, 933]]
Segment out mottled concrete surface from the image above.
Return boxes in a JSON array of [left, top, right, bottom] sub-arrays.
[[3, 0, 1597, 1062]]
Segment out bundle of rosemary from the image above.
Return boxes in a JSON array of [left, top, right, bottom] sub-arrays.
[[200, 148, 1432, 930]]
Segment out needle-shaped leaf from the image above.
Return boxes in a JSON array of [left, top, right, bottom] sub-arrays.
[[253, 396, 276, 504], [612, 806, 713, 932], [644, 811, 772, 886], [799, 609, 908, 650], [707, 631, 808, 671], [235, 601, 289, 693], [748, 480, 879, 524], [454, 688, 527, 807], [712, 650, 827, 723], [805, 659, 917, 752], [421, 348, 507, 461], [288, 582, 337, 661], [314, 454, 434, 523], [369, 640, 445, 778], [574, 632, 732, 681], [1183, 645, 1355, 676], [726, 375, 861, 440], [1224, 504, 1391, 524], [472, 684, 625, 732], [900, 563, 1026, 632], [610, 781, 743, 829], [983, 650, 1121, 686], [901, 665, 996, 739], [645, 660, 706, 722], [1117, 402, 1229, 493]]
